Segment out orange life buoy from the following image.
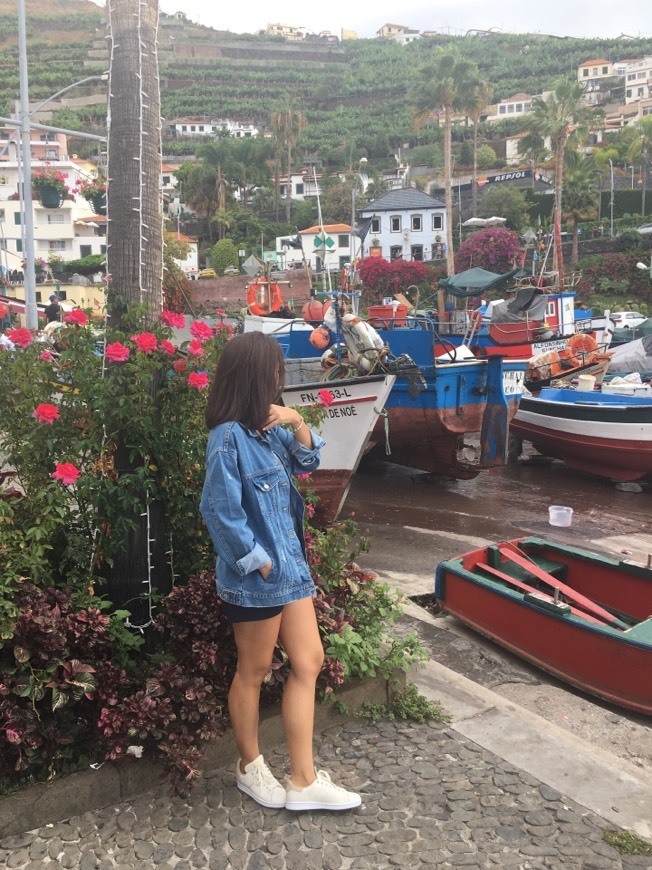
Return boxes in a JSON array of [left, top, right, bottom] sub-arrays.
[[246, 278, 283, 316], [566, 332, 598, 355]]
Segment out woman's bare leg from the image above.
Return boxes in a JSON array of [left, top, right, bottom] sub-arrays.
[[278, 597, 324, 787], [229, 613, 282, 770]]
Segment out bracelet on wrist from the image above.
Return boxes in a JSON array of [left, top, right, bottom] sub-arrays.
[[289, 419, 304, 434]]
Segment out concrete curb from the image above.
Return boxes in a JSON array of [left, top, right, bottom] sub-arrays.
[[403, 603, 652, 841], [0, 671, 401, 839]]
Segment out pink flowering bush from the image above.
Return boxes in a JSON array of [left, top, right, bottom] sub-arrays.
[[0, 305, 421, 795]]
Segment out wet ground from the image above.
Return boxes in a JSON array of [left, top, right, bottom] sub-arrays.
[[342, 450, 652, 772]]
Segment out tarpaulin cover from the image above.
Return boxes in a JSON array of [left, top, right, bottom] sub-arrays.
[[438, 267, 522, 298], [608, 334, 652, 373], [490, 287, 547, 324]]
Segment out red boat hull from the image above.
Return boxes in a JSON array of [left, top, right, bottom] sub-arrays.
[[435, 537, 652, 715]]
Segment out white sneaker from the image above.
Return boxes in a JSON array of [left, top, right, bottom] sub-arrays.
[[235, 755, 286, 808], [285, 769, 362, 811]]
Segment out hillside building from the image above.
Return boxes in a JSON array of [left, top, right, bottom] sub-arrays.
[[168, 119, 258, 138], [276, 223, 353, 272], [625, 57, 652, 104], [358, 188, 446, 262]]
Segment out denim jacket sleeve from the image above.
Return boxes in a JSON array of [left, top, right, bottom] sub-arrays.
[[274, 425, 325, 474], [201, 445, 271, 576]]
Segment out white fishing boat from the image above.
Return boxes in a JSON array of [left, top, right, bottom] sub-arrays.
[[282, 363, 395, 521]]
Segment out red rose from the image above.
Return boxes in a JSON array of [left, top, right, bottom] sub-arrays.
[[187, 371, 209, 390], [317, 389, 334, 408], [64, 310, 89, 327], [189, 320, 214, 342], [160, 339, 176, 355], [9, 327, 32, 349], [52, 462, 80, 486], [131, 332, 158, 353], [187, 339, 204, 357], [173, 358, 187, 373], [39, 350, 54, 361], [34, 403, 60, 424], [105, 341, 130, 363], [160, 310, 185, 329]]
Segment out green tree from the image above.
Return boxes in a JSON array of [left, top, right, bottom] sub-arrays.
[[518, 78, 597, 286], [411, 52, 481, 276], [562, 151, 598, 267], [476, 144, 498, 170], [271, 103, 307, 222], [462, 78, 492, 215], [478, 186, 530, 231], [211, 238, 239, 276]]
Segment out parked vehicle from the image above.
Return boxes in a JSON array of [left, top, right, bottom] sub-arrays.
[[610, 311, 646, 329], [636, 223, 652, 236]]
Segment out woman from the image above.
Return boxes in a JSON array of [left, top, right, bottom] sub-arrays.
[[200, 331, 361, 812]]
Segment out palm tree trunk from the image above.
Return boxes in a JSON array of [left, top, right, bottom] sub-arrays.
[[643, 146, 648, 217], [105, 0, 169, 615], [471, 123, 479, 216], [286, 139, 292, 223], [571, 220, 579, 268], [553, 135, 565, 288], [444, 108, 455, 276], [107, 0, 163, 329]]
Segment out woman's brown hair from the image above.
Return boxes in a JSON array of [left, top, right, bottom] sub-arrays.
[[205, 331, 285, 430]]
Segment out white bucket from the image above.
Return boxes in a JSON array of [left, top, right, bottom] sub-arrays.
[[577, 374, 596, 392], [549, 505, 573, 527]]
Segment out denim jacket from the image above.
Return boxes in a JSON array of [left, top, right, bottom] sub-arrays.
[[200, 421, 325, 607]]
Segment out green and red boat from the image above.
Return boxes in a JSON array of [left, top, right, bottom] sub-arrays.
[[435, 537, 652, 716]]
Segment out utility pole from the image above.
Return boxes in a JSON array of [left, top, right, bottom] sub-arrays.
[[17, 0, 37, 331]]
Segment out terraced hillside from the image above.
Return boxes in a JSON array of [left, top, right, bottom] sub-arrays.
[[1, 2, 652, 166]]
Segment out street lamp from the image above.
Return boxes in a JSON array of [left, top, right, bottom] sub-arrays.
[[350, 157, 367, 262], [609, 158, 614, 238]]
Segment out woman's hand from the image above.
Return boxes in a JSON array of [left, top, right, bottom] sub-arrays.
[[259, 561, 272, 580], [264, 404, 302, 431]]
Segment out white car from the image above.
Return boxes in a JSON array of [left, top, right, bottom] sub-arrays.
[[611, 311, 646, 328], [637, 223, 652, 235]]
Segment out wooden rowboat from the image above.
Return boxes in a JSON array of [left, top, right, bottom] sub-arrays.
[[435, 536, 652, 715]]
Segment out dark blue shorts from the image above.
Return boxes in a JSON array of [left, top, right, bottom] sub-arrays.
[[221, 601, 284, 623]]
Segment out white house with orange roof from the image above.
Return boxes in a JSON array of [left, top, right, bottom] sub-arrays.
[[168, 231, 198, 275], [276, 223, 353, 272]]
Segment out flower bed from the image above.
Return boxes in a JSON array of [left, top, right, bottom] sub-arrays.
[[0, 308, 422, 796]]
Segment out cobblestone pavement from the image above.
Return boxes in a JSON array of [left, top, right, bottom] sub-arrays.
[[1, 719, 650, 869]]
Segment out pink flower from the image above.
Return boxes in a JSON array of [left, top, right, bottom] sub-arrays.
[[105, 341, 130, 363], [5, 729, 21, 745], [305, 502, 315, 519], [52, 462, 80, 486], [187, 371, 209, 390], [39, 350, 54, 361], [215, 308, 225, 318], [160, 310, 185, 329], [34, 403, 60, 425], [131, 332, 158, 353], [187, 339, 204, 357], [9, 327, 32, 349], [64, 310, 89, 327], [296, 473, 312, 480], [173, 358, 187, 373], [189, 320, 214, 342], [317, 389, 335, 408], [160, 339, 176, 355], [215, 322, 234, 337]]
